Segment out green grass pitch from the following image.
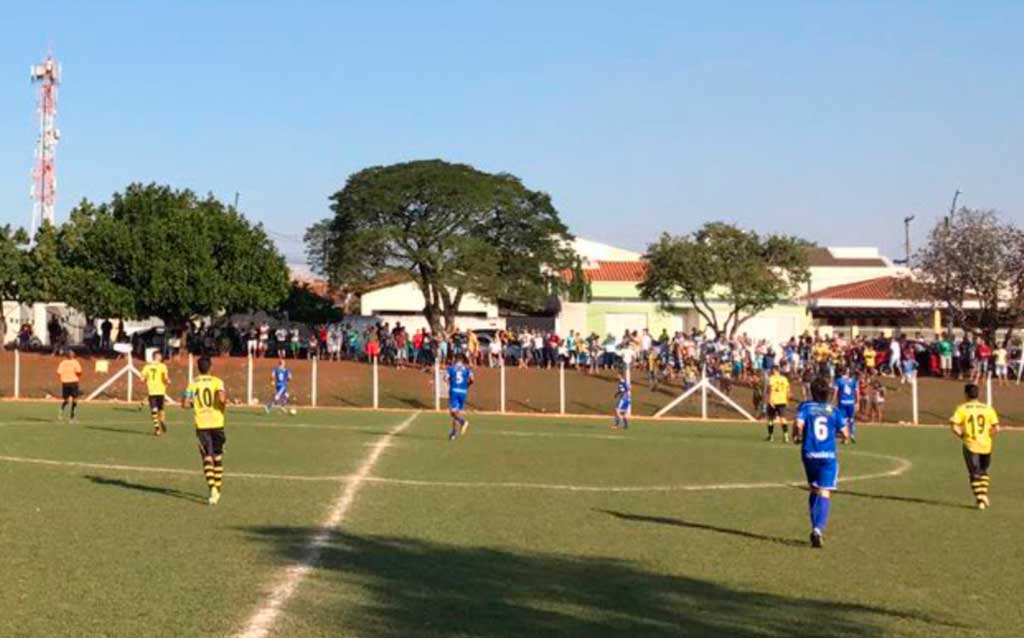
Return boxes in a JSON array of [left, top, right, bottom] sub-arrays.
[[0, 401, 1021, 638]]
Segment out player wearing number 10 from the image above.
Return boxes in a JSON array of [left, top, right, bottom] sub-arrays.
[[949, 384, 1000, 510], [183, 357, 228, 506], [793, 377, 850, 549]]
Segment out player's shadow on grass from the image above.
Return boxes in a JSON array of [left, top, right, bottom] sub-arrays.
[[597, 509, 806, 548], [85, 425, 151, 436], [84, 475, 207, 503], [838, 488, 976, 510], [241, 527, 962, 638]]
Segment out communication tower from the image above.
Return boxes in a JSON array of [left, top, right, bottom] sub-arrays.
[[30, 55, 61, 236]]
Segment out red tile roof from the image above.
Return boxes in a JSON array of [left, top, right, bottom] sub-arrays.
[[803, 276, 916, 301], [563, 261, 649, 283]]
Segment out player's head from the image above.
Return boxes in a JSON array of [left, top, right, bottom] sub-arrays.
[[152, 351, 162, 362], [811, 376, 831, 402], [838, 366, 848, 377], [197, 356, 212, 375], [278, 355, 286, 367], [65, 348, 75, 359], [458, 353, 468, 365], [964, 383, 980, 400]]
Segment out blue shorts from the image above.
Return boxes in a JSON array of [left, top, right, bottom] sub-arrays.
[[839, 404, 855, 423], [803, 456, 839, 490], [449, 393, 466, 412], [617, 398, 631, 412], [274, 386, 289, 400]]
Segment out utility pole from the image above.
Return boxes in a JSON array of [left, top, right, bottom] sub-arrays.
[[902, 215, 915, 265]]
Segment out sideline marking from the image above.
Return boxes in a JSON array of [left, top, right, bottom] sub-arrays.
[[0, 449, 910, 493], [232, 411, 420, 638]]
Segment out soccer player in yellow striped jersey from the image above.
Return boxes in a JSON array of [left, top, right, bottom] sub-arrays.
[[766, 367, 792, 442], [950, 384, 1000, 510], [141, 352, 170, 435], [183, 357, 227, 505]]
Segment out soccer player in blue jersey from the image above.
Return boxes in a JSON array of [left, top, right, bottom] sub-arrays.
[[446, 354, 474, 440], [832, 367, 859, 444], [612, 368, 631, 430], [265, 357, 293, 414], [793, 376, 850, 548]]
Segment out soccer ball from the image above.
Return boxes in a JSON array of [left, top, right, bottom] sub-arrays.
[[288, 408, 298, 416]]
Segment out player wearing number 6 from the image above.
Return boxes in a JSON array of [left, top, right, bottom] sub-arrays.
[[182, 357, 228, 506], [949, 383, 1000, 510], [793, 377, 850, 549]]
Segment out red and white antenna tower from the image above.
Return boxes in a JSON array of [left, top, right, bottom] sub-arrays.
[[30, 55, 61, 236]]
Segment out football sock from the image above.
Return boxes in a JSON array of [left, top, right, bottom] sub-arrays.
[[70, 401, 77, 419], [812, 495, 831, 531], [202, 455, 216, 488], [614, 416, 621, 427], [807, 491, 818, 527], [212, 455, 224, 489], [767, 423, 775, 436], [971, 474, 990, 505], [151, 409, 160, 431], [622, 417, 629, 429], [781, 423, 788, 434]]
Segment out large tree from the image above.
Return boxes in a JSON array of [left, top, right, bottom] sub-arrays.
[[913, 208, 1024, 344], [0, 225, 30, 340], [57, 184, 290, 331], [639, 223, 810, 339], [307, 160, 575, 332]]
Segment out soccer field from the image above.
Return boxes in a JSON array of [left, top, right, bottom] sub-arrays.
[[1, 402, 1021, 638]]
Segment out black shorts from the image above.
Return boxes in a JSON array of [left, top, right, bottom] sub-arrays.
[[62, 383, 80, 399], [962, 447, 992, 477], [196, 429, 226, 457], [148, 395, 165, 412], [767, 404, 787, 421]]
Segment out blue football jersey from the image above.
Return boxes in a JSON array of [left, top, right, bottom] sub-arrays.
[[617, 380, 631, 400], [834, 376, 858, 406], [447, 364, 471, 395], [273, 366, 292, 388], [798, 402, 845, 459]]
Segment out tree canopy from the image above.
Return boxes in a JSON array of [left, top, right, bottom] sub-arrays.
[[912, 208, 1024, 344], [57, 183, 290, 328], [278, 283, 343, 325], [0, 225, 30, 339], [638, 223, 810, 339], [307, 160, 575, 332]]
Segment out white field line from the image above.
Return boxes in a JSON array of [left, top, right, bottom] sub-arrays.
[[232, 411, 420, 638], [0, 449, 910, 494], [0, 454, 347, 482]]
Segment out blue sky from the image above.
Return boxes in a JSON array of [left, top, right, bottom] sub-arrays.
[[0, 1, 1021, 265]]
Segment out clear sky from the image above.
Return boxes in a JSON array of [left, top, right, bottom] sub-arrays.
[[1, 1, 1021, 265]]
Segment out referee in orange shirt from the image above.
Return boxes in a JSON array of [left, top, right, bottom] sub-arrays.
[[56, 349, 83, 422]]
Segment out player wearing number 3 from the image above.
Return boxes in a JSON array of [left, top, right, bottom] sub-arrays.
[[949, 383, 1000, 510], [793, 377, 850, 548]]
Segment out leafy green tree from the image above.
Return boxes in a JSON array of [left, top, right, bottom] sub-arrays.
[[278, 283, 343, 325], [58, 184, 289, 332], [0, 225, 30, 340], [639, 223, 810, 339], [307, 160, 575, 332], [565, 256, 592, 303], [912, 208, 1024, 344]]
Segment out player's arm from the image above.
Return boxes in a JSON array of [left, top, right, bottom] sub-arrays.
[[468, 369, 475, 386], [949, 409, 965, 438], [182, 386, 194, 409], [216, 388, 227, 409], [837, 423, 851, 442], [792, 415, 805, 444], [989, 409, 1000, 437]]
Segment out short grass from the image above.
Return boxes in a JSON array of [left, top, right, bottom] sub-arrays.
[[0, 401, 1021, 638]]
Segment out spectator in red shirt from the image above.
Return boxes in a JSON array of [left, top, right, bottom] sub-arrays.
[[975, 339, 992, 381]]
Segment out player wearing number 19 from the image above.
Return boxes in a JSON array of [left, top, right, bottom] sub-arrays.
[[182, 357, 228, 506], [793, 377, 850, 549], [949, 383, 1000, 510]]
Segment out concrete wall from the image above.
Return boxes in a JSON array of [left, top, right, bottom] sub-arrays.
[[360, 282, 498, 319]]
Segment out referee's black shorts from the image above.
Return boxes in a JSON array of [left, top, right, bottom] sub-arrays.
[[962, 447, 992, 477], [62, 383, 80, 400]]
